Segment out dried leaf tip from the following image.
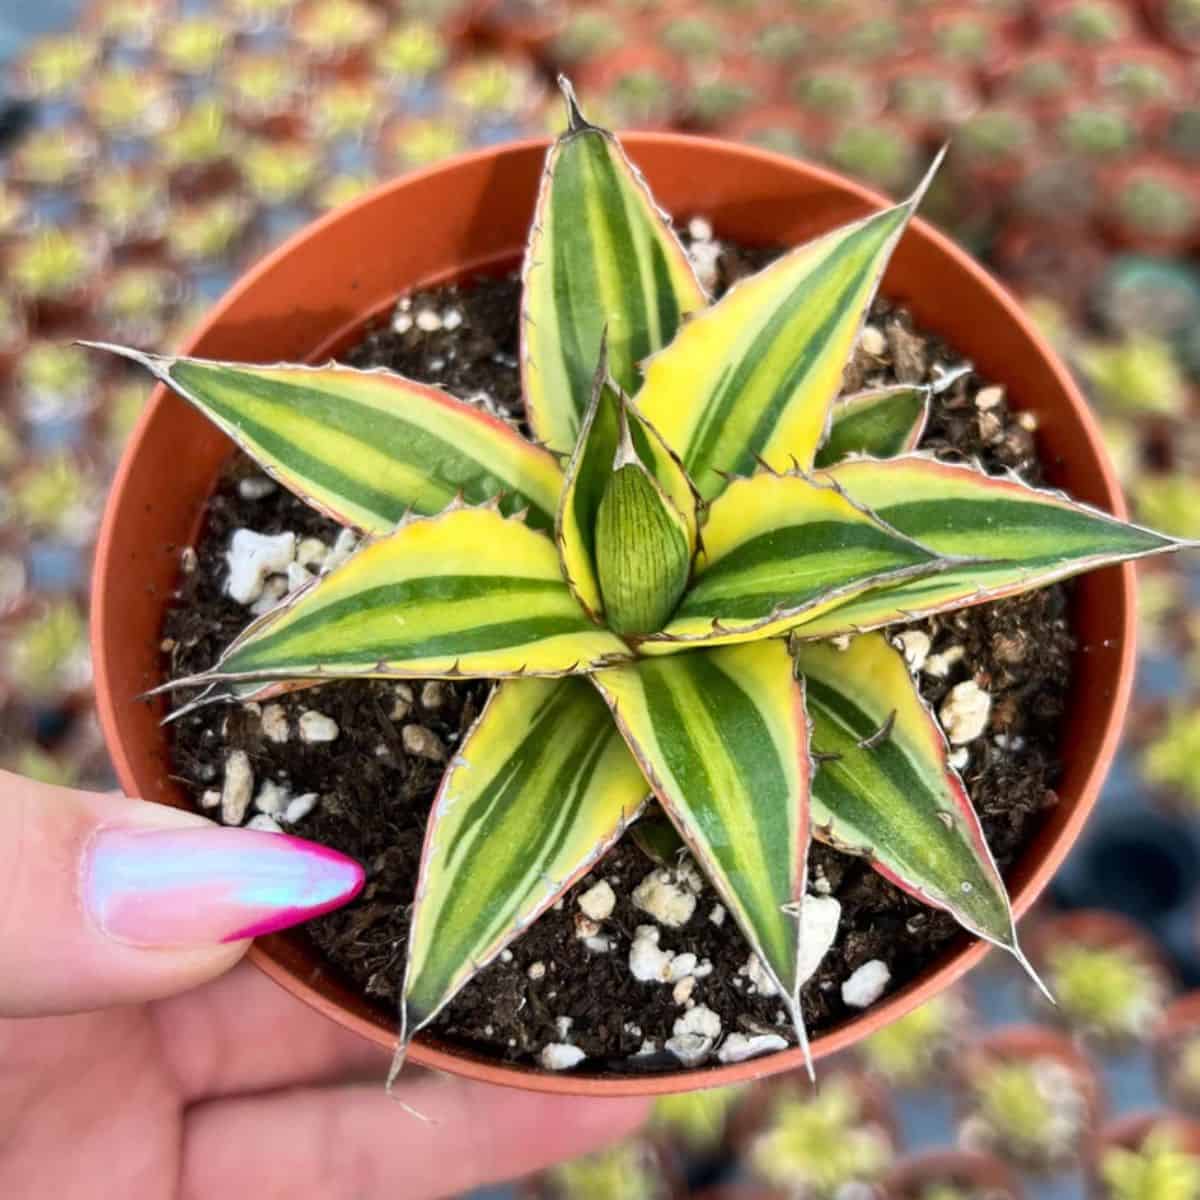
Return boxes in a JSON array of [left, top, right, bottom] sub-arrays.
[[557, 75, 594, 135]]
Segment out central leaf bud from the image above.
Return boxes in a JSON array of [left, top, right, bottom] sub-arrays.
[[594, 453, 691, 637]]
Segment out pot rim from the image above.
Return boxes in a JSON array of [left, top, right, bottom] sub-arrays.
[[90, 131, 1135, 1097]]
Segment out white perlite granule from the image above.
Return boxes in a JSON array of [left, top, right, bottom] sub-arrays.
[[842, 959, 891, 1008], [939, 680, 992, 745]]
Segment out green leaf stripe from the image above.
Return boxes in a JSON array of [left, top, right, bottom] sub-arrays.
[[522, 92, 707, 455], [642, 472, 948, 651], [86, 345, 565, 534], [595, 640, 811, 1016], [814, 383, 930, 468], [404, 676, 647, 1036], [795, 455, 1187, 638], [795, 634, 1016, 951], [174, 506, 631, 685], [636, 156, 941, 499]]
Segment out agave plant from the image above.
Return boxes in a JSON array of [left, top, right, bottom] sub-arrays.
[[90, 84, 1191, 1077]]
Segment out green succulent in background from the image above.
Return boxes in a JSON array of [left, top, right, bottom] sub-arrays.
[[222, 54, 302, 116], [16, 342, 96, 419], [1077, 333, 1189, 417], [13, 455, 96, 540], [100, 267, 181, 344], [753, 24, 809, 64], [86, 68, 174, 138], [890, 74, 973, 127], [92, 83, 1191, 1080], [387, 117, 466, 169], [17, 33, 98, 98], [160, 100, 239, 170], [933, 15, 993, 64], [687, 78, 757, 128], [793, 69, 876, 118], [89, 166, 168, 244], [1005, 56, 1076, 103], [315, 172, 380, 212], [295, 0, 381, 54], [1101, 1128, 1200, 1200], [827, 124, 917, 194], [739, 122, 808, 159], [10, 127, 94, 187], [859, 992, 967, 1086], [1143, 706, 1200, 807], [838, 14, 906, 61], [242, 140, 320, 206], [1094, 257, 1200, 344], [3, 744, 77, 789], [1116, 173, 1198, 241], [10, 230, 96, 301], [961, 1056, 1089, 1165], [545, 1140, 663, 1200], [920, 1186, 973, 1200], [956, 107, 1036, 166], [160, 16, 229, 75], [1058, 106, 1135, 158], [551, 8, 624, 64], [659, 15, 722, 61], [5, 601, 90, 699], [1098, 417, 1140, 485], [1043, 941, 1167, 1043], [449, 58, 538, 118], [310, 82, 382, 143], [651, 1085, 743, 1153], [1134, 475, 1200, 541], [1166, 0, 1200, 44], [374, 22, 449, 83], [166, 197, 251, 264], [750, 1078, 893, 1196], [605, 70, 676, 127], [1100, 60, 1180, 108], [1052, 0, 1131, 46]]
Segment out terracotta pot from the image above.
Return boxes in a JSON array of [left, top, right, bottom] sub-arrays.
[[91, 133, 1136, 1096], [1088, 1112, 1200, 1197], [956, 1024, 1105, 1169], [885, 1148, 1024, 1200]]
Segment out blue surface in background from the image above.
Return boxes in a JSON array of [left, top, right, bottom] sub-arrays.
[[0, 2, 81, 62]]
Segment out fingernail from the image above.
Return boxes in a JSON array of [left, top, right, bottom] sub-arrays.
[[84, 826, 365, 947]]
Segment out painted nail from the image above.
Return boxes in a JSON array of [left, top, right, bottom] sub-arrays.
[[84, 826, 365, 947]]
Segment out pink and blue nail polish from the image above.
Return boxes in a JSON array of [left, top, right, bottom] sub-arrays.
[[84, 826, 366, 947]]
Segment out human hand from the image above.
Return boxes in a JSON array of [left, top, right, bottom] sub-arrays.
[[0, 771, 648, 1198]]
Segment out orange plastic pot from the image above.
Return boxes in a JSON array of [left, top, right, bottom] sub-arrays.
[[91, 134, 1135, 1097]]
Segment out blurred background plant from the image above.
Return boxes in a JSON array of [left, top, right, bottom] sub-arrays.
[[0, 2, 1198, 1194]]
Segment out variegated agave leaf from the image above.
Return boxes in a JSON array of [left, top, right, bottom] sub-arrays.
[[794, 455, 1192, 639], [794, 632, 1045, 992], [635, 151, 944, 499], [83, 343, 564, 534], [402, 676, 647, 1055], [522, 79, 707, 456], [638, 471, 959, 652], [813, 383, 931, 468], [557, 345, 699, 621], [594, 639, 814, 1069], [165, 505, 632, 692]]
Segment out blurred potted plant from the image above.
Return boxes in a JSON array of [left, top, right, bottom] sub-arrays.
[[885, 1147, 1023, 1200], [857, 990, 971, 1089], [956, 1026, 1102, 1171], [1093, 1115, 1200, 1200], [1101, 161, 1199, 255]]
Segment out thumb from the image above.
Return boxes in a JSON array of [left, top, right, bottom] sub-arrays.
[[0, 770, 364, 1017]]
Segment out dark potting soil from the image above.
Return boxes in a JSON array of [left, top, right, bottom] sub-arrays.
[[162, 239, 1075, 1073]]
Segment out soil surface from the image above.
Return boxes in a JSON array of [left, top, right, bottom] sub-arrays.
[[163, 235, 1075, 1073]]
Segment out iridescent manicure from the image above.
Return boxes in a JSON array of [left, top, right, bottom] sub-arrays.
[[84, 826, 366, 946]]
